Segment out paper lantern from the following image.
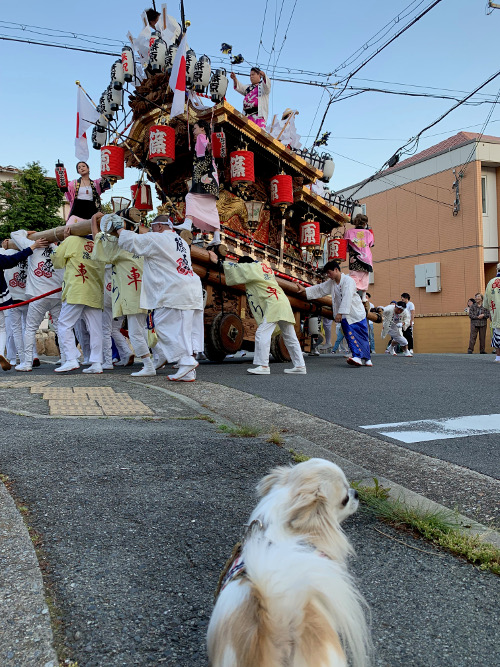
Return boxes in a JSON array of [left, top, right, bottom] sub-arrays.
[[185, 49, 197, 88], [131, 183, 153, 211], [299, 220, 320, 247], [230, 150, 255, 185], [55, 161, 69, 192], [211, 131, 226, 158], [101, 145, 124, 182], [270, 174, 293, 207], [327, 237, 347, 261], [165, 45, 177, 74], [210, 68, 228, 103], [110, 86, 123, 111], [111, 59, 125, 90], [104, 86, 115, 119], [96, 114, 109, 133], [193, 55, 211, 92], [149, 37, 166, 73], [149, 124, 175, 168], [121, 46, 134, 82], [321, 158, 335, 183], [92, 126, 106, 150]]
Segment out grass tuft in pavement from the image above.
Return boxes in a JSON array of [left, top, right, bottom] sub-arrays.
[[354, 479, 500, 576], [218, 423, 261, 437]]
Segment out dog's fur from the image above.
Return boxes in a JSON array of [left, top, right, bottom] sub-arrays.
[[207, 458, 370, 667]]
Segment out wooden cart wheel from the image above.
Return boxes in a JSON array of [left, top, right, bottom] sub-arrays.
[[205, 312, 245, 362], [270, 332, 291, 363]]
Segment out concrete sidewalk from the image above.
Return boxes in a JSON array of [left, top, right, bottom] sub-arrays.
[[0, 370, 499, 666]]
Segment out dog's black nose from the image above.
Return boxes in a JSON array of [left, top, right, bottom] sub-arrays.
[[353, 490, 359, 500]]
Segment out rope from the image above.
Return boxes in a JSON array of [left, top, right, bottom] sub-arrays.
[[0, 288, 62, 311]]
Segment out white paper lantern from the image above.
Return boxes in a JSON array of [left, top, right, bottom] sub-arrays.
[[104, 87, 115, 120], [121, 45, 134, 82], [92, 126, 106, 149], [96, 114, 109, 133], [165, 45, 177, 74], [185, 49, 197, 88], [149, 37, 167, 73], [210, 69, 228, 103], [321, 158, 335, 182], [110, 86, 123, 111], [193, 55, 211, 92], [111, 59, 125, 90]]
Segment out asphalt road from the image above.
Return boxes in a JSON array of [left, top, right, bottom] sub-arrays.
[[0, 379, 498, 667], [195, 353, 500, 480]]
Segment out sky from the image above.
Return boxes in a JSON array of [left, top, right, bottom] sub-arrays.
[[1, 0, 499, 207]]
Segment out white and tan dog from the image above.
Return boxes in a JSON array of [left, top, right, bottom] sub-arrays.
[[207, 458, 370, 667]]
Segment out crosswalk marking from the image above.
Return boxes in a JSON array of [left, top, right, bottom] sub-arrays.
[[360, 414, 500, 444]]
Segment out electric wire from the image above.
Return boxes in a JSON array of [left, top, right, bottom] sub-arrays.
[[458, 83, 500, 178], [256, 0, 270, 63]]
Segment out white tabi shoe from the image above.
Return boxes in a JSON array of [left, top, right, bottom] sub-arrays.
[[131, 361, 156, 377], [363, 360, 373, 367], [54, 359, 80, 373], [154, 357, 168, 370], [168, 369, 196, 382], [102, 363, 114, 370], [403, 350, 413, 357], [284, 366, 307, 374], [247, 366, 270, 375], [346, 357, 363, 367], [15, 362, 32, 372], [167, 361, 199, 381], [82, 363, 103, 374]]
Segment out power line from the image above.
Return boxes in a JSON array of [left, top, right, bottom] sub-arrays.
[[256, 0, 269, 63]]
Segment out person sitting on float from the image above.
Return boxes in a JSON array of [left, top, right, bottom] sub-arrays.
[[267, 108, 301, 149], [64, 161, 110, 227], [174, 120, 222, 248], [230, 67, 271, 129]]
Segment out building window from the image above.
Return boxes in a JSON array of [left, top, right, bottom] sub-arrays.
[[482, 176, 487, 214]]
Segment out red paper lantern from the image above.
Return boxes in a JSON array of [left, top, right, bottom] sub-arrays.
[[212, 131, 226, 159], [327, 237, 347, 261], [131, 183, 153, 211], [149, 124, 175, 164], [230, 150, 255, 185], [270, 174, 293, 206], [55, 161, 69, 192], [101, 145, 124, 182], [299, 220, 320, 247]]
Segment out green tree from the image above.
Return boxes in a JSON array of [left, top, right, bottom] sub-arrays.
[[0, 161, 65, 237]]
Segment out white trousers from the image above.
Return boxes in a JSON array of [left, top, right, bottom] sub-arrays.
[[254, 318, 305, 367], [127, 313, 150, 358], [74, 318, 91, 362], [102, 308, 131, 365], [4, 310, 17, 361], [388, 326, 407, 347], [24, 296, 62, 363], [0, 311, 6, 357], [58, 302, 103, 364], [154, 307, 198, 366], [10, 304, 29, 364], [191, 309, 204, 354]]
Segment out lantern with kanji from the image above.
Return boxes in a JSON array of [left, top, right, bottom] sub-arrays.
[[55, 161, 69, 192], [149, 123, 175, 171], [121, 45, 134, 82], [230, 150, 255, 186], [109, 85, 123, 111], [211, 131, 226, 158], [327, 237, 347, 261], [96, 113, 109, 134], [193, 55, 211, 92], [103, 86, 114, 120], [270, 174, 293, 208], [111, 59, 125, 90], [165, 45, 177, 74], [92, 126, 106, 150], [101, 145, 124, 184], [210, 68, 228, 103], [149, 37, 166, 73], [300, 220, 320, 249], [185, 49, 197, 88], [131, 183, 153, 212]]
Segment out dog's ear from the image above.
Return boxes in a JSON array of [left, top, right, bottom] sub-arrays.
[[256, 465, 291, 498], [287, 479, 331, 533]]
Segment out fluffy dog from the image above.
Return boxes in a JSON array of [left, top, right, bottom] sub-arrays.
[[207, 458, 370, 667]]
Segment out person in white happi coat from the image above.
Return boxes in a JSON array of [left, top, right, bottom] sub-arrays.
[[113, 214, 203, 382], [1, 241, 31, 367], [297, 260, 372, 367], [380, 301, 412, 357], [9, 230, 64, 372]]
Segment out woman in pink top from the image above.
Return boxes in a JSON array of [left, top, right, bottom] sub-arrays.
[[344, 213, 374, 299], [64, 161, 109, 226], [177, 120, 221, 247]]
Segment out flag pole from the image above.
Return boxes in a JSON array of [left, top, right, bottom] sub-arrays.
[[75, 80, 97, 109]]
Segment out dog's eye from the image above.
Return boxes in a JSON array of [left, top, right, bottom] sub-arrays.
[[341, 495, 349, 507]]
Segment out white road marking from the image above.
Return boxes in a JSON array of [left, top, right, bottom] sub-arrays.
[[360, 414, 500, 444]]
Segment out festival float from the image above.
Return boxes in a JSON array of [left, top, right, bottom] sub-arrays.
[[53, 4, 376, 361]]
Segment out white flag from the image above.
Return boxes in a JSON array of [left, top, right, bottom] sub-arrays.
[[75, 86, 99, 161], [170, 33, 187, 119]]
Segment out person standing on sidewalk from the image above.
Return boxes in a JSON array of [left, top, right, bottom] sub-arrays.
[[468, 292, 489, 354], [298, 260, 371, 367], [400, 292, 415, 353], [483, 266, 500, 361], [223, 256, 306, 375]]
